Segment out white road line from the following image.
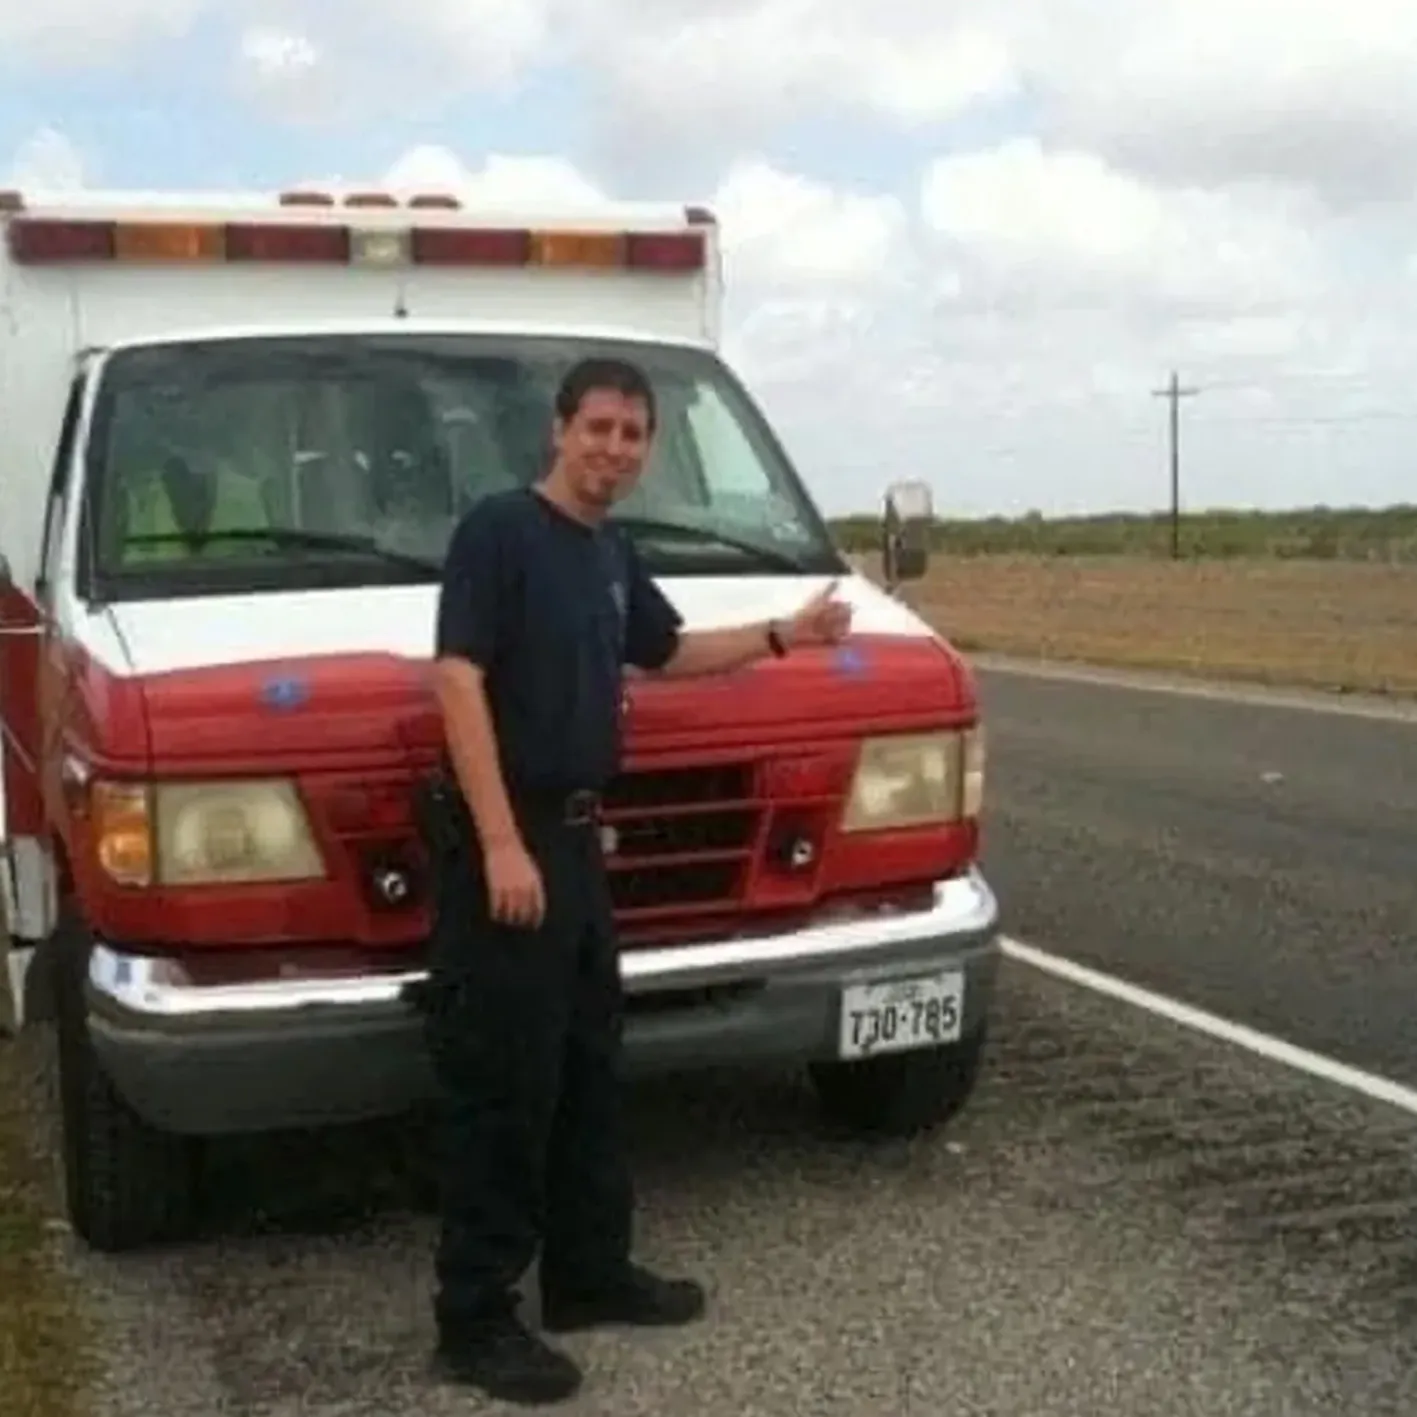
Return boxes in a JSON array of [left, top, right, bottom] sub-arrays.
[[973, 654, 1417, 725], [1000, 935, 1417, 1120]]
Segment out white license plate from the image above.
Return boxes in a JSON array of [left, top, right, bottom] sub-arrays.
[[838, 971, 964, 1059]]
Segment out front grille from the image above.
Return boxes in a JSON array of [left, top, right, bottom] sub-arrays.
[[602, 762, 759, 929], [612, 806, 756, 858]]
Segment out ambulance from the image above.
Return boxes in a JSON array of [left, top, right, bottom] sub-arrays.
[[0, 186, 1000, 1252]]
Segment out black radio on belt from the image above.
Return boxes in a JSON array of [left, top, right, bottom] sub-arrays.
[[412, 768, 468, 857]]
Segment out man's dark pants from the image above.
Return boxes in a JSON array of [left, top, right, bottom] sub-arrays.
[[422, 806, 633, 1334]]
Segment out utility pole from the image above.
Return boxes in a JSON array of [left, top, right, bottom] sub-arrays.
[[1153, 370, 1199, 559]]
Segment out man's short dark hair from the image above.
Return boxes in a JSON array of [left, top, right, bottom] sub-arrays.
[[554, 356, 657, 431]]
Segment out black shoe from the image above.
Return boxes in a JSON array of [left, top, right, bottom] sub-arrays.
[[432, 1315, 582, 1405], [542, 1262, 707, 1334]]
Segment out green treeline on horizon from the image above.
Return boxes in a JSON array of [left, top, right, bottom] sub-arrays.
[[825, 504, 1417, 561]]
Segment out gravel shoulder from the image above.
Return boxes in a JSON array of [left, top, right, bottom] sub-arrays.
[[0, 1027, 98, 1417], [9, 957, 1417, 1416]]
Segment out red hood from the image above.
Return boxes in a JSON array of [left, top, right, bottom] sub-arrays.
[[136, 653, 441, 771], [132, 634, 972, 773], [625, 634, 972, 751]]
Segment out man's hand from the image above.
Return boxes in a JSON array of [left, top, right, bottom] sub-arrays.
[[483, 837, 547, 929], [784, 579, 853, 648]]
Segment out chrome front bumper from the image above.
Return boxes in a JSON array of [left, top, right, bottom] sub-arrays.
[[85, 868, 1002, 1135]]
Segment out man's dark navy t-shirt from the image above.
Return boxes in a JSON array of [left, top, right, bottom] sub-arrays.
[[434, 487, 684, 795]]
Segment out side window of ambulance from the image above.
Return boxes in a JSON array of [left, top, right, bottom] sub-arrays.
[[37, 373, 87, 609], [680, 382, 812, 543], [684, 385, 776, 504]]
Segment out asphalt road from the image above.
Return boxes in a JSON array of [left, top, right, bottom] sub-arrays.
[[977, 662, 1417, 1085], [15, 960, 1417, 1417]]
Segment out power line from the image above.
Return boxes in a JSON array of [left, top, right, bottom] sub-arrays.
[[1192, 408, 1417, 427], [1153, 370, 1200, 559]]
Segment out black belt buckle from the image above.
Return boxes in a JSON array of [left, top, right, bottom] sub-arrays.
[[564, 789, 601, 826]]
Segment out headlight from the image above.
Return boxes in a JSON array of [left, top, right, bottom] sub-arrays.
[[157, 780, 324, 885], [92, 778, 325, 886], [961, 725, 985, 819], [839, 729, 986, 833]]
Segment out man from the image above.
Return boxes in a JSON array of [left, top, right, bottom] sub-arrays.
[[426, 355, 852, 1405]]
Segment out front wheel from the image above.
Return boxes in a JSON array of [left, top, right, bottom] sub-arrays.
[[808, 1027, 988, 1138], [52, 907, 204, 1252]]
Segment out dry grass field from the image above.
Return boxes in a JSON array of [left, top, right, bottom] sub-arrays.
[[870, 556, 1417, 698]]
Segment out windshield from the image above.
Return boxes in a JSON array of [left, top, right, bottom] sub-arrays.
[[78, 332, 844, 601]]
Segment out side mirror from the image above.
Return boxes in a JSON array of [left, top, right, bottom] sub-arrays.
[[881, 479, 932, 590], [0, 553, 12, 592]]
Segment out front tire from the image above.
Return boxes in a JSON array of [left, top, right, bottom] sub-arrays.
[[808, 1027, 988, 1138], [52, 907, 203, 1252]]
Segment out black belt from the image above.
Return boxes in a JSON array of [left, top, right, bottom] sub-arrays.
[[512, 787, 603, 826], [435, 759, 604, 829]]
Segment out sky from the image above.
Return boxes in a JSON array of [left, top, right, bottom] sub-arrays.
[[3, 0, 1417, 519]]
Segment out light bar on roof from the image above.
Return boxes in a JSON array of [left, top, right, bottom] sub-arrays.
[[3, 214, 707, 273]]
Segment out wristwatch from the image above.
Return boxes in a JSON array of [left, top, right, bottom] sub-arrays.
[[766, 620, 789, 658]]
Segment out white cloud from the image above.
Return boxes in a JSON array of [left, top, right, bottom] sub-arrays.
[[711, 161, 909, 288], [377, 0, 551, 89], [240, 25, 320, 79], [920, 138, 1327, 317], [0, 0, 196, 64], [236, 0, 554, 105], [5, 128, 87, 190], [578, 0, 1417, 208], [581, 6, 1017, 139], [1018, 0, 1417, 203], [699, 162, 916, 393], [232, 24, 337, 123]]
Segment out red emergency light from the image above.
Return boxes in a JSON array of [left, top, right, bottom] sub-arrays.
[[410, 226, 530, 266], [626, 232, 706, 271], [226, 222, 351, 262], [9, 218, 116, 261], [4, 213, 707, 273]]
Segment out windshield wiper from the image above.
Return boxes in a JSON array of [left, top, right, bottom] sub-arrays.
[[122, 528, 442, 577], [611, 515, 811, 573]]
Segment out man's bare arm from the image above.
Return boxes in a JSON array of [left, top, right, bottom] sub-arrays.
[[656, 623, 778, 678], [430, 657, 520, 848], [649, 581, 850, 679]]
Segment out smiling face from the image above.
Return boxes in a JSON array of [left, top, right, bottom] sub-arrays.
[[550, 385, 653, 516]]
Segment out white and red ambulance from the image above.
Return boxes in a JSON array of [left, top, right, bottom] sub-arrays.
[[0, 186, 999, 1251]]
